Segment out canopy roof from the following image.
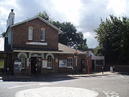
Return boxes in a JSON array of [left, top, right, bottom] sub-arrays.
[[13, 43, 86, 54]]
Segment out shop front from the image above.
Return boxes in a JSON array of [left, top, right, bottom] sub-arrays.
[[13, 52, 56, 75]]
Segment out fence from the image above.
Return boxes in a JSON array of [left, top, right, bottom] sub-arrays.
[[115, 65, 129, 73]]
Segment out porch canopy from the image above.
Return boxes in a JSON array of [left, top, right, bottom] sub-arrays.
[[13, 43, 86, 55], [91, 56, 104, 60]]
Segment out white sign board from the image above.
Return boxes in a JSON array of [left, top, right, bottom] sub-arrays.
[[59, 60, 67, 67], [0, 37, 4, 51], [42, 60, 47, 68]]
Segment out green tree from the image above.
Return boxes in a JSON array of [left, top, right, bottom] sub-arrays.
[[38, 11, 50, 21], [95, 15, 129, 65], [76, 32, 88, 50], [93, 46, 103, 56], [38, 12, 88, 51], [52, 21, 88, 50]]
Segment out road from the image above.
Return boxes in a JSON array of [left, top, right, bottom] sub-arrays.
[[0, 72, 129, 97]]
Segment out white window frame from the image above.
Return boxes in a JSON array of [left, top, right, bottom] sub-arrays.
[[41, 28, 45, 41], [67, 57, 73, 68], [28, 26, 33, 40]]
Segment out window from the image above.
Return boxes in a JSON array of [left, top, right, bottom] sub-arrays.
[[67, 58, 73, 67], [28, 26, 33, 40], [47, 55, 53, 69], [20, 58, 26, 69], [95, 60, 103, 66], [19, 54, 26, 69], [41, 28, 45, 41]]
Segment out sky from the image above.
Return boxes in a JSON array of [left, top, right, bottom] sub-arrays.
[[0, 0, 129, 48]]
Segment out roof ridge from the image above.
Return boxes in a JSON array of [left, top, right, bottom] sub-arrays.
[[10, 16, 62, 33]]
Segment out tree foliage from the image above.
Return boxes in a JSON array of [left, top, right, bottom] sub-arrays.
[[38, 12, 88, 51], [93, 46, 103, 56], [38, 11, 50, 21], [95, 15, 129, 65], [52, 21, 88, 50]]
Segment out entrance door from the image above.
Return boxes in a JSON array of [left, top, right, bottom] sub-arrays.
[[31, 57, 41, 74], [80, 59, 86, 73]]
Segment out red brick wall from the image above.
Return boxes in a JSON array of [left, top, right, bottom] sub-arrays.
[[86, 56, 92, 74], [12, 18, 58, 50], [56, 54, 75, 73]]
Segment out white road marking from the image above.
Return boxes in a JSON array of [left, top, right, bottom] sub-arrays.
[[15, 87, 99, 97], [92, 88, 120, 97], [103, 90, 119, 97]]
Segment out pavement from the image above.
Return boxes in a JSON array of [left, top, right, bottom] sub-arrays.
[[0, 72, 129, 97], [69, 71, 116, 77]]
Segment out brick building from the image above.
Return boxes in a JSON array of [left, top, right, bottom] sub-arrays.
[[3, 9, 92, 75]]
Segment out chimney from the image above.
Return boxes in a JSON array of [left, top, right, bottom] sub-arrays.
[[7, 9, 15, 28]]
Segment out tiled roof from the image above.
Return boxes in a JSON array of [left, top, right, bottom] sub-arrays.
[[13, 43, 86, 54], [58, 43, 85, 54]]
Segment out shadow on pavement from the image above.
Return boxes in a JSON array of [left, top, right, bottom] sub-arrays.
[[2, 71, 127, 82], [1, 73, 77, 82]]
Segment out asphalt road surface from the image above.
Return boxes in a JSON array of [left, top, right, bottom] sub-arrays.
[[0, 72, 129, 97]]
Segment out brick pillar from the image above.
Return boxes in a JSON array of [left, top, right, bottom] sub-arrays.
[[86, 56, 92, 74]]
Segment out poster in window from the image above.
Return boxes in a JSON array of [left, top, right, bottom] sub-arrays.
[[42, 60, 47, 68], [14, 61, 22, 72], [59, 60, 67, 67]]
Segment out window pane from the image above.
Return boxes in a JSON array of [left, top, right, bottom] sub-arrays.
[[21, 58, 26, 69], [28, 26, 33, 40], [67, 58, 73, 67], [47, 56, 53, 68], [41, 28, 45, 41]]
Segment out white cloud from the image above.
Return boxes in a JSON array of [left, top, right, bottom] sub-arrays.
[[83, 32, 98, 48], [0, 0, 22, 32], [107, 0, 127, 16], [45, 0, 82, 26], [1, 0, 129, 48]]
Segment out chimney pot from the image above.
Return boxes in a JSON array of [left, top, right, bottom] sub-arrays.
[[11, 9, 14, 12], [6, 9, 15, 28]]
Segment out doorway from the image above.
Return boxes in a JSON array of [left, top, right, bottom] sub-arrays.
[[80, 59, 86, 73], [31, 57, 42, 74]]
